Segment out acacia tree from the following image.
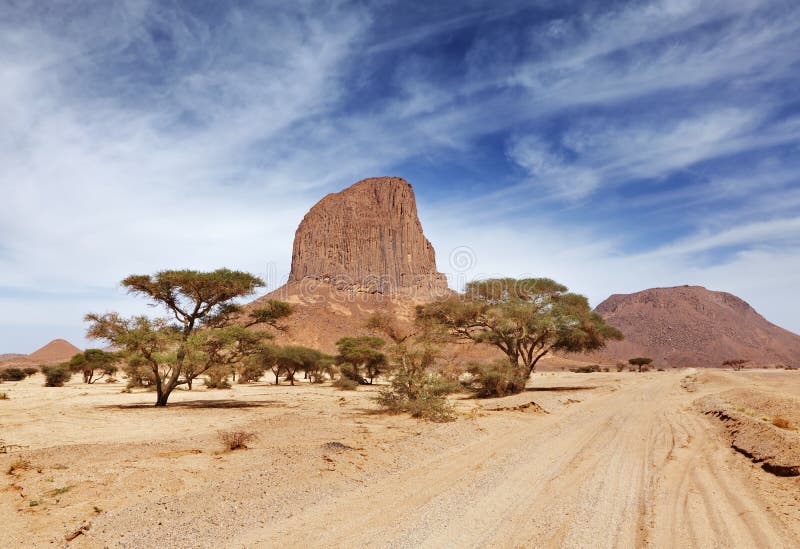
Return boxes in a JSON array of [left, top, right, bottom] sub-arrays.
[[335, 336, 387, 384], [67, 349, 119, 383], [86, 269, 292, 406], [250, 345, 283, 384], [275, 345, 331, 385], [628, 357, 653, 372], [722, 359, 750, 371], [417, 278, 623, 394], [182, 326, 271, 389]]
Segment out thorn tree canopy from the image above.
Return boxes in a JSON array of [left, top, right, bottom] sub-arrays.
[[275, 345, 332, 386], [628, 357, 653, 372], [67, 349, 119, 383], [416, 277, 623, 393], [86, 269, 293, 406], [335, 336, 387, 384]]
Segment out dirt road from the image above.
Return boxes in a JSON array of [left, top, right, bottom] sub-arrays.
[[3, 371, 798, 548], [233, 373, 799, 548]]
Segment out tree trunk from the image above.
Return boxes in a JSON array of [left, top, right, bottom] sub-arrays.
[[186, 377, 193, 390], [155, 373, 179, 407], [155, 390, 169, 406]]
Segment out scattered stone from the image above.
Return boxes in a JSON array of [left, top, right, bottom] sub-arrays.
[[321, 441, 356, 452]]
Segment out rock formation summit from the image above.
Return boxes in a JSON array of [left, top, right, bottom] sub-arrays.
[[592, 285, 800, 367], [251, 177, 452, 352], [289, 176, 448, 296]]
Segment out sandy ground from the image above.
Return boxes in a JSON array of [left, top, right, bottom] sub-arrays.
[[1, 369, 798, 548]]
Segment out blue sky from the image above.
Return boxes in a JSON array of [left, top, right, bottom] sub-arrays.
[[1, 0, 799, 352]]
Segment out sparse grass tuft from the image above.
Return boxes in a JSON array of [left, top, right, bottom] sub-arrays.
[[0, 392, 8, 400], [218, 429, 259, 451], [47, 486, 72, 496]]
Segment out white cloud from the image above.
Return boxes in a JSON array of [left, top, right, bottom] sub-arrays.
[[504, 108, 796, 201]]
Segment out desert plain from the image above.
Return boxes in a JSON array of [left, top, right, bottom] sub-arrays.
[[2, 367, 798, 548]]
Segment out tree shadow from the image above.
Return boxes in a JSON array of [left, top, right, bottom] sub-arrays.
[[100, 399, 285, 410]]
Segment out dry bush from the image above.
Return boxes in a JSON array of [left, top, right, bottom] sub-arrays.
[[332, 376, 359, 390], [237, 363, 265, 384], [376, 367, 456, 422], [205, 367, 232, 389], [218, 429, 259, 451], [570, 365, 600, 373], [7, 458, 31, 475], [0, 392, 8, 400], [772, 417, 794, 430], [464, 360, 527, 397]]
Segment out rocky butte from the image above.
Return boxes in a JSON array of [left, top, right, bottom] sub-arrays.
[[289, 176, 449, 296], [250, 177, 454, 352], [590, 285, 800, 368]]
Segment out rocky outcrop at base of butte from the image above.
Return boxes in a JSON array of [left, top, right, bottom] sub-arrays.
[[289, 176, 449, 296], [591, 285, 800, 368]]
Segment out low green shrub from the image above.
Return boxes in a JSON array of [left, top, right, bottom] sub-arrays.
[[375, 367, 456, 422], [41, 366, 71, 387], [0, 368, 27, 381], [463, 360, 528, 397]]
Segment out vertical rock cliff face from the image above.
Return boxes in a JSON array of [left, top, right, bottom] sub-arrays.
[[289, 177, 449, 295]]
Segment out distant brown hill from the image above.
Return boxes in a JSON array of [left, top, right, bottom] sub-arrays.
[[27, 339, 82, 364], [589, 286, 800, 368]]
